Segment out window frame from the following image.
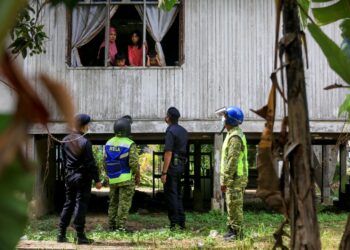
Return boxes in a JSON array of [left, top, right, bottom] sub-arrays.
[[66, 0, 184, 69]]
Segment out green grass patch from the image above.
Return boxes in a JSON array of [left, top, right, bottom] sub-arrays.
[[23, 210, 348, 249]]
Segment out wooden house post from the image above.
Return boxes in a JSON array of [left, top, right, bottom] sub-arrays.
[[212, 134, 223, 211]]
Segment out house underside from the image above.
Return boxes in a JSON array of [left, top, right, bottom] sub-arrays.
[[26, 118, 350, 216]]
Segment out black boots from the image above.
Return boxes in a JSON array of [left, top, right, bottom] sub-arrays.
[[57, 229, 68, 243], [57, 228, 93, 245], [223, 227, 237, 241], [109, 224, 117, 231], [75, 232, 94, 245], [179, 222, 186, 230], [170, 223, 186, 231]]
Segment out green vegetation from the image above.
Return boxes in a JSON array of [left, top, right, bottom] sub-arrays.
[[138, 145, 162, 187], [92, 145, 108, 185], [23, 209, 348, 249]]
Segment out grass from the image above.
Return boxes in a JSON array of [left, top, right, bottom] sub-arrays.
[[22, 208, 349, 249]]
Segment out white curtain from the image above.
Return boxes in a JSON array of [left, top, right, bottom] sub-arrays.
[[71, 5, 118, 67], [136, 5, 179, 66]]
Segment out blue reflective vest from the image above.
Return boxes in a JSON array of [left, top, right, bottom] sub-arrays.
[[105, 137, 134, 184]]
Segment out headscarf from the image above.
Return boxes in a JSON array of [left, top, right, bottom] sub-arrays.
[[98, 27, 118, 63]]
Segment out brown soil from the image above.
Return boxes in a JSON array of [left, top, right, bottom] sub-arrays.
[[17, 240, 153, 250]]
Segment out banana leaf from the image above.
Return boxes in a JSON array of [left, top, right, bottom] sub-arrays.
[[308, 22, 350, 84], [312, 0, 350, 25], [297, 0, 310, 29]]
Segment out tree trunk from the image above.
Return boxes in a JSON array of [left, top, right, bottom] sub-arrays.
[[340, 215, 350, 249], [283, 0, 321, 249], [340, 144, 350, 248]]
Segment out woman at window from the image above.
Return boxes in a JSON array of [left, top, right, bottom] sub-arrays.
[[97, 27, 118, 66], [128, 30, 145, 67]]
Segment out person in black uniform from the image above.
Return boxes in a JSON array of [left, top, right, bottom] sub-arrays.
[[161, 107, 188, 230], [57, 114, 102, 244]]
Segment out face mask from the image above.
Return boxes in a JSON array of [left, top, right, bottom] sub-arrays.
[[84, 126, 92, 134], [221, 117, 226, 126]]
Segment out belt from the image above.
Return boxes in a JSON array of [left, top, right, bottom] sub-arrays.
[[172, 154, 188, 165]]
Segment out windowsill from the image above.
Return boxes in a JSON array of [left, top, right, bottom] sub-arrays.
[[66, 65, 184, 70]]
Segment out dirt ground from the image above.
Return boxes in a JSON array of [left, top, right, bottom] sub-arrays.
[[17, 240, 143, 250]]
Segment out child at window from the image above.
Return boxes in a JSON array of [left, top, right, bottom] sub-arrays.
[[147, 50, 161, 66], [115, 52, 127, 67], [97, 27, 118, 66], [128, 30, 145, 66]]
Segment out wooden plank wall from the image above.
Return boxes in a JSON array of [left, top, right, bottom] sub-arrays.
[[22, 0, 347, 133]]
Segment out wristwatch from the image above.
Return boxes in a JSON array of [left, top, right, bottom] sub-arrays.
[[162, 172, 167, 176]]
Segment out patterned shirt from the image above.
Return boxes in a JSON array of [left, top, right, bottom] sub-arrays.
[[221, 127, 247, 187]]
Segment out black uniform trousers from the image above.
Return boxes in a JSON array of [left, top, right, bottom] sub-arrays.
[[164, 163, 185, 227], [59, 173, 92, 233]]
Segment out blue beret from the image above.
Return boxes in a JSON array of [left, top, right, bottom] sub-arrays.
[[167, 107, 180, 119], [75, 114, 91, 127]]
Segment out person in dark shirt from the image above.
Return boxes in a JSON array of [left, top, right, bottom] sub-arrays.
[[161, 107, 188, 230], [57, 114, 102, 245]]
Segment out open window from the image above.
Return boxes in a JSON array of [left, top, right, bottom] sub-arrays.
[[67, 0, 183, 68]]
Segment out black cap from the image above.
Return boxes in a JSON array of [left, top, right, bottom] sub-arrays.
[[75, 114, 91, 128], [167, 107, 180, 119]]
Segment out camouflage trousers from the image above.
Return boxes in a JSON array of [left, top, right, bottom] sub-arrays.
[[225, 186, 244, 232], [108, 183, 135, 229]]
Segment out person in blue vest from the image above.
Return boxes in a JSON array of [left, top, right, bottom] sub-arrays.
[[161, 107, 188, 230], [105, 117, 140, 232], [57, 114, 102, 245], [219, 106, 248, 241]]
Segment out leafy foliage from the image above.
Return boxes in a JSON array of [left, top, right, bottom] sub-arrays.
[[138, 148, 154, 187], [8, 0, 80, 58], [0, 114, 34, 250], [92, 145, 108, 185], [158, 0, 178, 11], [0, 0, 27, 58], [0, 160, 34, 250], [9, 5, 48, 58]]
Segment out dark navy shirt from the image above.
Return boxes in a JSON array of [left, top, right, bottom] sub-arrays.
[[62, 132, 100, 183], [164, 123, 188, 155]]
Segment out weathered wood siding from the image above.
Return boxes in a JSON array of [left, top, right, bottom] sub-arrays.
[[23, 0, 347, 134]]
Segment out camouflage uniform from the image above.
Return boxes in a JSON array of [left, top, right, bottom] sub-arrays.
[[221, 126, 248, 234], [107, 142, 139, 230]]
